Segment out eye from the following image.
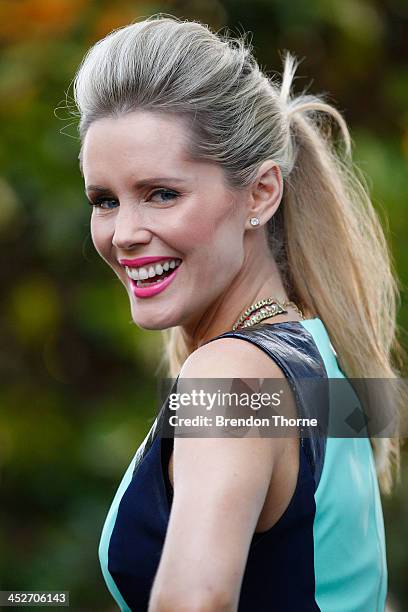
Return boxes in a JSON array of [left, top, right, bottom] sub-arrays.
[[88, 198, 118, 210], [86, 188, 180, 210], [148, 189, 180, 203]]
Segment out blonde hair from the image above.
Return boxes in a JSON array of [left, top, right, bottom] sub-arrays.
[[72, 14, 406, 494]]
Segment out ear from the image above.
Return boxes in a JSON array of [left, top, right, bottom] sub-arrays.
[[247, 161, 283, 227]]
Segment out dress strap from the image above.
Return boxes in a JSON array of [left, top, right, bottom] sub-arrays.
[[201, 322, 329, 490]]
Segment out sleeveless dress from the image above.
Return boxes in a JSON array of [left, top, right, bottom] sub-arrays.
[[98, 318, 388, 611]]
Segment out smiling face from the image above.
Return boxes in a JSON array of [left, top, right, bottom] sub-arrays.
[[81, 110, 250, 331]]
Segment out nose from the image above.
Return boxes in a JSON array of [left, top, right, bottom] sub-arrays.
[[111, 203, 152, 251]]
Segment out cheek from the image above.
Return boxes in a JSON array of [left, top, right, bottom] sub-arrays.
[[177, 198, 243, 276], [179, 193, 240, 248], [90, 216, 113, 265]]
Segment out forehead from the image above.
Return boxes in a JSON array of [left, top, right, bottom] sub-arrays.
[[81, 111, 192, 175]]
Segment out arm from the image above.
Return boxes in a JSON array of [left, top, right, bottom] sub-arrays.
[[148, 338, 287, 612]]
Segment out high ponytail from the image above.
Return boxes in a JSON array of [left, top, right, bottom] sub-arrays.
[[72, 15, 406, 494], [276, 53, 405, 494]]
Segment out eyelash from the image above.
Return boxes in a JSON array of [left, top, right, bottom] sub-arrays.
[[88, 189, 180, 209]]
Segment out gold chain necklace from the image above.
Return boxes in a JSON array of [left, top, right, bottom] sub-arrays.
[[232, 297, 305, 331]]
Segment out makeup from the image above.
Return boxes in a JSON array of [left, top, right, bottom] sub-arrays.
[[129, 262, 181, 298]]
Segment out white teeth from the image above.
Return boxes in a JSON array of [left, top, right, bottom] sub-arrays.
[[125, 267, 139, 280], [125, 258, 181, 282]]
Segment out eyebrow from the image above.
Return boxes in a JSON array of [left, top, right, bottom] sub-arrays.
[[85, 177, 187, 194]]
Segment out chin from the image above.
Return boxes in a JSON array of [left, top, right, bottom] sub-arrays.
[[133, 321, 172, 331], [130, 310, 179, 331]]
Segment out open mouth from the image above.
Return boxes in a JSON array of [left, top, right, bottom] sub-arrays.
[[135, 268, 176, 287], [125, 258, 182, 288]]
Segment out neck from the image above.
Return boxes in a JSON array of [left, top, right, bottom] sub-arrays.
[[179, 250, 294, 354]]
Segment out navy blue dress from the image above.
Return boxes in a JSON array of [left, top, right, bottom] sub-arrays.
[[99, 319, 387, 611]]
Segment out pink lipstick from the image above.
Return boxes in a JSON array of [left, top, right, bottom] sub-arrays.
[[130, 264, 180, 298], [120, 256, 182, 299], [119, 256, 176, 267]]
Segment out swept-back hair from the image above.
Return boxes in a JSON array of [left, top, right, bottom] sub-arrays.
[[72, 14, 406, 494]]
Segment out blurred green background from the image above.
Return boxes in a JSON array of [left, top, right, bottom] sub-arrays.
[[0, 0, 407, 610]]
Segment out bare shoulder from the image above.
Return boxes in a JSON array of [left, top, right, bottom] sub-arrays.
[[168, 329, 301, 537], [180, 333, 286, 380]]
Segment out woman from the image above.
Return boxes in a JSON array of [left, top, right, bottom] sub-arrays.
[[71, 14, 404, 612]]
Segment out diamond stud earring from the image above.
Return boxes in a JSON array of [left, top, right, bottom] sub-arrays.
[[250, 217, 260, 227]]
